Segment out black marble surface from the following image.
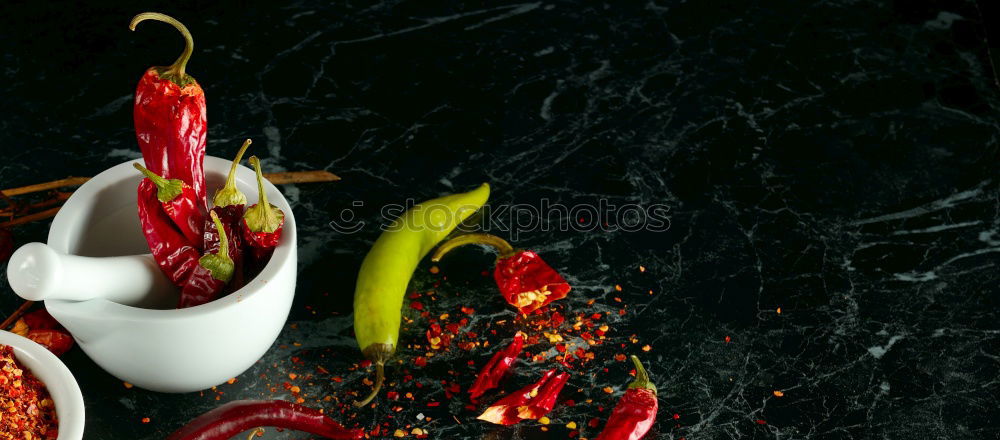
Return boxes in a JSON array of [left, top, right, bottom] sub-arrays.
[[1, 1, 999, 439]]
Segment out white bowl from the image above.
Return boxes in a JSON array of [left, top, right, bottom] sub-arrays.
[[0, 330, 85, 440], [44, 156, 297, 393]]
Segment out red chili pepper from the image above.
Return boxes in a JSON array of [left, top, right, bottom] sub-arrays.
[[0, 227, 13, 263], [205, 139, 252, 290], [178, 211, 234, 308], [477, 368, 570, 425], [241, 156, 284, 265], [138, 179, 202, 286], [432, 233, 571, 314], [165, 400, 364, 440], [134, 163, 204, 248], [130, 13, 208, 208], [12, 309, 75, 356], [596, 356, 658, 440], [469, 331, 525, 400], [25, 330, 75, 357]]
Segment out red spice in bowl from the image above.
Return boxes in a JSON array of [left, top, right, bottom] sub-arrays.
[[0, 344, 58, 439]]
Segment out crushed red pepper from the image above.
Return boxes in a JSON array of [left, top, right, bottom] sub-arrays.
[[0, 345, 59, 440]]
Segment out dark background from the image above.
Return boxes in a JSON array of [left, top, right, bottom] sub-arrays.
[[1, 1, 999, 439]]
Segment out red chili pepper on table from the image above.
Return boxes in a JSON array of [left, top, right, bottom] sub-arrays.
[[165, 400, 364, 440], [596, 355, 658, 440], [133, 163, 204, 248], [469, 331, 525, 400], [137, 178, 202, 286], [477, 368, 570, 425], [205, 139, 252, 290], [241, 156, 285, 269], [11, 309, 74, 356], [432, 233, 571, 314], [178, 211, 234, 308], [130, 13, 208, 208]]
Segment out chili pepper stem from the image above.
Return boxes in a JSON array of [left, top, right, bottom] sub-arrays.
[[431, 233, 516, 261], [352, 361, 384, 408], [129, 12, 195, 86], [213, 139, 252, 208], [244, 156, 284, 233], [133, 163, 184, 203], [628, 355, 657, 394], [199, 211, 234, 282]]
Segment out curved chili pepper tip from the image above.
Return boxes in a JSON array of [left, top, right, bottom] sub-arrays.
[[431, 233, 516, 262], [628, 355, 657, 394], [129, 12, 195, 86]]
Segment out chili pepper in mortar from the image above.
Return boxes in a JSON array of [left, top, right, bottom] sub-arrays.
[[166, 400, 364, 440], [469, 331, 525, 400], [353, 183, 491, 407], [241, 156, 284, 268], [134, 163, 204, 248], [130, 12, 208, 207], [138, 177, 202, 286], [205, 139, 251, 289], [178, 211, 234, 308], [596, 355, 658, 440], [477, 368, 570, 425], [432, 233, 571, 314]]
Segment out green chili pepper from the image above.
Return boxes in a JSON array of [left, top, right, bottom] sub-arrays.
[[352, 183, 490, 407]]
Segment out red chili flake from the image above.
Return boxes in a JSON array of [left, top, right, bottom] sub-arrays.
[[359, 360, 372, 368], [427, 402, 440, 407], [477, 369, 570, 425], [725, 336, 732, 343], [673, 413, 681, 419], [588, 417, 601, 428], [387, 391, 400, 400], [461, 306, 475, 315], [756, 419, 767, 425], [410, 302, 424, 311], [0, 345, 59, 439], [414, 357, 428, 367]]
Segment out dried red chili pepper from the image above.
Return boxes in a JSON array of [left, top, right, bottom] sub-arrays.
[[205, 139, 251, 290], [477, 368, 570, 425], [165, 400, 364, 440], [0, 227, 13, 263], [11, 309, 74, 356], [134, 163, 204, 248], [178, 211, 234, 308], [596, 356, 658, 440], [469, 331, 525, 400], [241, 156, 284, 264], [130, 13, 208, 208], [138, 178, 202, 286], [432, 233, 571, 314]]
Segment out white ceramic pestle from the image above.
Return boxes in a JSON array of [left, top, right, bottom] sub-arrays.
[[6, 242, 175, 307]]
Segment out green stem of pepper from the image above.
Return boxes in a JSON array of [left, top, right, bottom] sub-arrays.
[[627, 355, 657, 394], [133, 163, 183, 203], [244, 156, 284, 233], [213, 139, 252, 208], [430, 233, 516, 262], [199, 211, 234, 282], [129, 12, 195, 86]]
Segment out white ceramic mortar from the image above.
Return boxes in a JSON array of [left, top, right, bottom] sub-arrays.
[[43, 156, 296, 393]]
